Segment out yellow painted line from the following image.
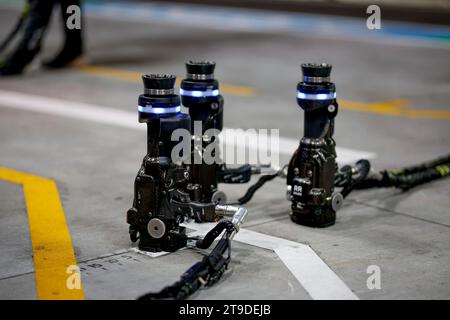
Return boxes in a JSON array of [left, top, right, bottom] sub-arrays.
[[340, 99, 450, 120], [76, 64, 256, 97], [0, 168, 84, 300], [77, 64, 141, 83]]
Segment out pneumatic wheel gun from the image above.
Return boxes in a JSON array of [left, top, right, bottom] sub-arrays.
[[286, 63, 343, 227]]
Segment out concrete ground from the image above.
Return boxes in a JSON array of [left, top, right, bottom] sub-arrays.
[[0, 1, 449, 300]]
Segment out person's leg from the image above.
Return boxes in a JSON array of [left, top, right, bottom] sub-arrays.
[[0, 0, 55, 75], [44, 0, 83, 69]]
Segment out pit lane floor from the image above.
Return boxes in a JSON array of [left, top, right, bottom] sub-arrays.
[[0, 1, 449, 300]]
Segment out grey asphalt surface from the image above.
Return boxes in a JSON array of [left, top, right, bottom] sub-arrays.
[[0, 2, 449, 300]]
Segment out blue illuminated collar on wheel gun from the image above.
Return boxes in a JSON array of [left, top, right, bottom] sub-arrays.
[[297, 91, 336, 100], [138, 105, 181, 114], [179, 88, 220, 97]]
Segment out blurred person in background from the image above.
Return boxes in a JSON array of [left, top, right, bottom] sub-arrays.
[[0, 0, 83, 76]]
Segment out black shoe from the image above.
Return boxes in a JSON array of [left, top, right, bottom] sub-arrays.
[[44, 44, 83, 69], [0, 50, 36, 76], [0, 62, 25, 76]]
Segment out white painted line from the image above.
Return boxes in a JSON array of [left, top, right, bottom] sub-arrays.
[[275, 247, 358, 300], [0, 90, 375, 165], [0, 89, 138, 130], [184, 221, 359, 300], [189, 223, 321, 253]]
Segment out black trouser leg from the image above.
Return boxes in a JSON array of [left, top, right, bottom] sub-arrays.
[[0, 0, 55, 75], [44, 0, 83, 68], [60, 0, 83, 47]]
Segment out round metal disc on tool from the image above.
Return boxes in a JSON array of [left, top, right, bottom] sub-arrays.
[[147, 218, 166, 239], [211, 190, 227, 204], [331, 193, 344, 212], [286, 185, 292, 200]]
